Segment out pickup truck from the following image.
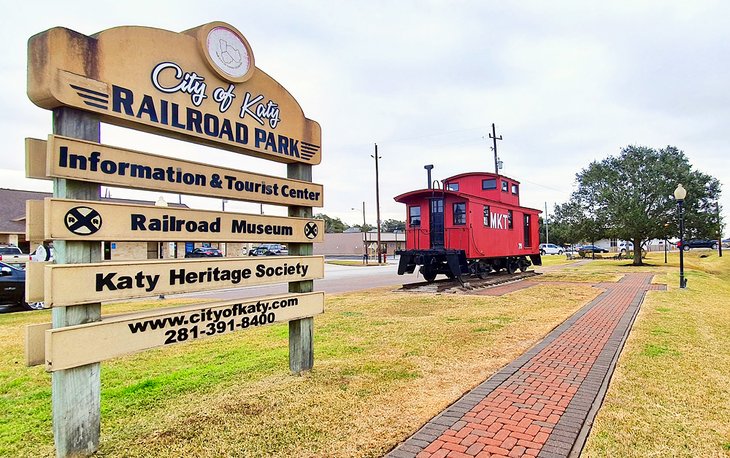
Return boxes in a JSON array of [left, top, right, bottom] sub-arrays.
[[0, 246, 30, 265]]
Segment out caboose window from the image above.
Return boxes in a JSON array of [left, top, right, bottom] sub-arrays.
[[482, 179, 497, 190], [501, 180, 509, 192], [483, 205, 490, 226], [409, 206, 421, 227], [511, 184, 519, 195], [508, 210, 513, 229], [447, 182, 459, 191], [453, 203, 466, 225]]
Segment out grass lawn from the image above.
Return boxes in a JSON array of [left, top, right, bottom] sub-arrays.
[[582, 250, 730, 457], [1, 251, 728, 457]]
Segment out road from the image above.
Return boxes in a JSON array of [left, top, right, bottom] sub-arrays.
[[172, 261, 411, 301], [0, 261, 414, 313]]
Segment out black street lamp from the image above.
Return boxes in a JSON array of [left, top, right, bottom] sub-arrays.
[[674, 184, 687, 288]]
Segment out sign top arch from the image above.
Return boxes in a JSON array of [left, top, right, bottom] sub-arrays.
[[28, 22, 321, 165]]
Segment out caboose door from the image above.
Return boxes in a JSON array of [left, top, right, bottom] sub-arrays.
[[429, 198, 445, 248]]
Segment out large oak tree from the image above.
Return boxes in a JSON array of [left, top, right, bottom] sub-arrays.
[[563, 145, 721, 265]]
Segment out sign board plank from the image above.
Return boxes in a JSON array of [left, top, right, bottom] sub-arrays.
[[25, 138, 47, 180], [26, 322, 52, 367], [43, 198, 324, 243], [26, 200, 45, 242], [44, 292, 324, 371], [25, 136, 324, 208], [28, 23, 321, 165], [44, 256, 324, 307], [25, 261, 48, 303]]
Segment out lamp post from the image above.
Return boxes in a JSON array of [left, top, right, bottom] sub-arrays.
[[674, 184, 687, 288], [717, 202, 723, 258]]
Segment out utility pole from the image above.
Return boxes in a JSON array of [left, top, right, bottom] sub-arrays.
[[489, 123, 502, 174], [372, 144, 382, 263], [544, 202, 549, 244]]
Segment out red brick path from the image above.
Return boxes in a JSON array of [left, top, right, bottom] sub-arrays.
[[387, 273, 665, 458]]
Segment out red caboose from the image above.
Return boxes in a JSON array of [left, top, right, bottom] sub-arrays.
[[394, 171, 542, 282]]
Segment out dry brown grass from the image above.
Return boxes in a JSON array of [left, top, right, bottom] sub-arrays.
[[2, 283, 595, 457], [583, 251, 730, 457]]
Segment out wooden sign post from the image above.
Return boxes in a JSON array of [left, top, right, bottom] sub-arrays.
[[51, 108, 102, 457], [288, 162, 315, 373]]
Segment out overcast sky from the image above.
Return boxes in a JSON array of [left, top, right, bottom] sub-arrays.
[[1, 1, 728, 235]]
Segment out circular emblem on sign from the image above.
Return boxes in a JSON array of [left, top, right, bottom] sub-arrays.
[[204, 25, 254, 82], [304, 222, 319, 240], [64, 207, 102, 236]]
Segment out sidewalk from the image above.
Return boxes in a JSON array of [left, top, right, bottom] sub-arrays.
[[387, 272, 665, 458]]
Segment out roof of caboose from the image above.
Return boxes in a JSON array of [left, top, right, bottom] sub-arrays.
[[445, 172, 521, 184], [393, 172, 541, 213], [393, 188, 460, 203]]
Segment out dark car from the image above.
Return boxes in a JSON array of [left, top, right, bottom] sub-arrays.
[[578, 245, 609, 255], [0, 262, 44, 311], [679, 239, 718, 251], [249, 244, 288, 256], [184, 247, 223, 258]]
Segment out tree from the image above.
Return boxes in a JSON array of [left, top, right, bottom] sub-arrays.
[[352, 223, 375, 232], [566, 145, 721, 265], [313, 213, 349, 233], [381, 219, 406, 232], [550, 200, 606, 250]]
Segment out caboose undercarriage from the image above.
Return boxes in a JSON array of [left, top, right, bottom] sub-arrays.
[[396, 249, 542, 283]]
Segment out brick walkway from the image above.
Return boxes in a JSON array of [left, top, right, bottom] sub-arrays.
[[387, 273, 665, 458]]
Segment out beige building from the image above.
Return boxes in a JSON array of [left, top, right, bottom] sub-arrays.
[[312, 231, 405, 259]]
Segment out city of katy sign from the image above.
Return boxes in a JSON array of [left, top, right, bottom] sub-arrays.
[[25, 136, 323, 208], [43, 256, 324, 307], [44, 292, 324, 371], [27, 22, 321, 165], [39, 198, 323, 243]]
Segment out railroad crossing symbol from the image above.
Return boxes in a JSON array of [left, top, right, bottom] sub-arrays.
[[304, 221, 318, 239], [64, 206, 102, 235]]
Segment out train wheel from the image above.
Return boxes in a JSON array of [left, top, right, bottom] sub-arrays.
[[519, 257, 530, 272], [420, 266, 437, 283], [506, 260, 516, 274]]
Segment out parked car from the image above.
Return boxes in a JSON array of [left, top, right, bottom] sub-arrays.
[[578, 245, 609, 256], [0, 245, 30, 265], [184, 247, 223, 258], [678, 239, 718, 251], [0, 261, 44, 311], [538, 243, 563, 255], [722, 238, 730, 248], [249, 244, 288, 256]]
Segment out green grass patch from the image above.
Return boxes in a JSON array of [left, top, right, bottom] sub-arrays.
[[0, 280, 597, 457], [5, 251, 727, 457], [583, 251, 730, 457]]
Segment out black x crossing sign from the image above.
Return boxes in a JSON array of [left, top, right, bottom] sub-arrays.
[[304, 221, 318, 239], [64, 206, 102, 235]]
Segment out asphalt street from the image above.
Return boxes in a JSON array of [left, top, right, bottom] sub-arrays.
[[171, 260, 410, 301], [0, 260, 415, 313]]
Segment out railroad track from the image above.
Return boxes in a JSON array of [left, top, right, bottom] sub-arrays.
[[397, 270, 540, 293]]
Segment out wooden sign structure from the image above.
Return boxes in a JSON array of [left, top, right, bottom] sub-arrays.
[[26, 136, 324, 208], [26, 21, 324, 457], [43, 256, 324, 307], [46, 292, 324, 371], [40, 198, 324, 243], [28, 22, 322, 165]]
